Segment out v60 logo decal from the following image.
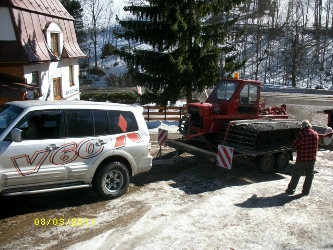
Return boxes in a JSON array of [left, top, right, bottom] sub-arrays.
[[11, 138, 104, 176]]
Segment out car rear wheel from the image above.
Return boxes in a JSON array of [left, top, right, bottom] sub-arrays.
[[94, 162, 129, 199]]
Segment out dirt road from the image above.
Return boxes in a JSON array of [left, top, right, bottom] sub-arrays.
[[0, 100, 332, 250]]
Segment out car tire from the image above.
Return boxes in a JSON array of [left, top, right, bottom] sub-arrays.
[[94, 162, 129, 200]]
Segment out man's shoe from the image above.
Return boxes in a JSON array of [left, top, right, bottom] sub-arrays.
[[285, 189, 294, 195], [302, 191, 309, 196]]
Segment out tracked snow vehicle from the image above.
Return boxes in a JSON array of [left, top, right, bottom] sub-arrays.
[[178, 73, 331, 173]]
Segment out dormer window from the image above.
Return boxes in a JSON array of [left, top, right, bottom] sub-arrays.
[[50, 33, 59, 56], [45, 22, 63, 57]]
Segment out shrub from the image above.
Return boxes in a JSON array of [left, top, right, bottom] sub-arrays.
[[89, 67, 105, 76], [140, 91, 168, 105], [81, 92, 138, 104]]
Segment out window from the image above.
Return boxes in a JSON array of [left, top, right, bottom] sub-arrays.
[[45, 22, 63, 57], [69, 66, 74, 87], [31, 71, 40, 97], [53, 77, 62, 99], [240, 84, 259, 104], [66, 110, 109, 137], [209, 81, 239, 100], [94, 110, 108, 135], [0, 104, 23, 135], [51, 33, 59, 56], [66, 110, 94, 137], [14, 110, 63, 140], [108, 110, 138, 134], [39, 111, 63, 139]]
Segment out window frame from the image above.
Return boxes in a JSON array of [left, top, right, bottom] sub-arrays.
[[64, 109, 110, 138], [50, 33, 59, 56], [69, 65, 74, 87], [44, 22, 63, 57], [108, 110, 138, 135], [240, 83, 259, 104], [53, 77, 62, 100], [31, 71, 40, 96]]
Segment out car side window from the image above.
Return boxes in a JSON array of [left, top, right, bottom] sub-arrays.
[[93, 110, 108, 135], [39, 111, 63, 139], [11, 110, 63, 140], [108, 110, 138, 134], [66, 110, 94, 137]]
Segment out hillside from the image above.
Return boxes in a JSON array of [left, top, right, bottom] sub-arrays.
[[79, 0, 333, 91]]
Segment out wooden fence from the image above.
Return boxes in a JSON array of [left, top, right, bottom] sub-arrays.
[[143, 105, 188, 121]]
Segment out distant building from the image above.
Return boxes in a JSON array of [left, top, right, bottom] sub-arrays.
[[0, 0, 86, 104]]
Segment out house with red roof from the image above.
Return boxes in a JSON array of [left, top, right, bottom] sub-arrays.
[[0, 0, 86, 104]]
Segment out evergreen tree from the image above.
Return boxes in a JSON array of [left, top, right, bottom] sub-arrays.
[[60, 0, 86, 46], [116, 0, 246, 105]]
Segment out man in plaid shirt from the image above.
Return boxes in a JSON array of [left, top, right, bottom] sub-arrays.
[[286, 120, 319, 195]]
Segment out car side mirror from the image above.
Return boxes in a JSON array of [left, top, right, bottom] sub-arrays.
[[11, 128, 23, 142]]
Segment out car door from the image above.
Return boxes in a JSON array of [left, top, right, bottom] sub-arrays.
[[0, 110, 65, 188], [63, 109, 112, 180]]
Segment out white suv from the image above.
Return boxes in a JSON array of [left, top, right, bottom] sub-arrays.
[[0, 100, 152, 199]]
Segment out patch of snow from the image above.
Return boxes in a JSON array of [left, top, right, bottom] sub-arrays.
[[147, 121, 179, 134]]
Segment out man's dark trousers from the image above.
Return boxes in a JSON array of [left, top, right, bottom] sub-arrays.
[[287, 161, 315, 194]]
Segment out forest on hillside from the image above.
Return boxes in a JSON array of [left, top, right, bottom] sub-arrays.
[[235, 0, 333, 88], [63, 0, 333, 89]]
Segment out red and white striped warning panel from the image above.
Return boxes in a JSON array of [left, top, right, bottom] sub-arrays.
[[216, 145, 234, 170], [158, 128, 168, 146]]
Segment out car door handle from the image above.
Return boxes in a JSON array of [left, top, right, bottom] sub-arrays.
[[95, 140, 107, 146], [46, 144, 60, 151]]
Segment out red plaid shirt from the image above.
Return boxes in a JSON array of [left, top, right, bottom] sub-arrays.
[[292, 127, 319, 162]]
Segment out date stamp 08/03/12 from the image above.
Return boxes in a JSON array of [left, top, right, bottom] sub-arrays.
[[34, 218, 95, 227]]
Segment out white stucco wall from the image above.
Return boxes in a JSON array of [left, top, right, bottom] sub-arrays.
[[0, 8, 16, 40], [61, 59, 80, 100], [24, 59, 80, 101]]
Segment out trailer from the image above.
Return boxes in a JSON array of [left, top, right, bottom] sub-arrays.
[[163, 137, 293, 174], [152, 122, 333, 174]]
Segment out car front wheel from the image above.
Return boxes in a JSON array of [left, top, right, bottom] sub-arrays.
[[94, 162, 129, 199]]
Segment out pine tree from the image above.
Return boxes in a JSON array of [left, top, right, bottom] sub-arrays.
[[60, 0, 86, 46], [116, 0, 246, 105]]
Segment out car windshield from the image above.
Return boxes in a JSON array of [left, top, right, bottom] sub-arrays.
[[208, 81, 240, 100], [0, 104, 23, 135]]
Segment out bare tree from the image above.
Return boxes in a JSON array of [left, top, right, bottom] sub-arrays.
[[82, 0, 113, 70]]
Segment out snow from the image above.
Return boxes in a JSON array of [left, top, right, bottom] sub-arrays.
[[66, 143, 333, 250], [146, 120, 179, 134]]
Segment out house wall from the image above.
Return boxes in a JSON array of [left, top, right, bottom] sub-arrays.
[[24, 59, 80, 101], [60, 59, 80, 100]]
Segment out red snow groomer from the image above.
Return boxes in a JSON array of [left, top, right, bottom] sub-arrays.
[[178, 73, 333, 172]]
